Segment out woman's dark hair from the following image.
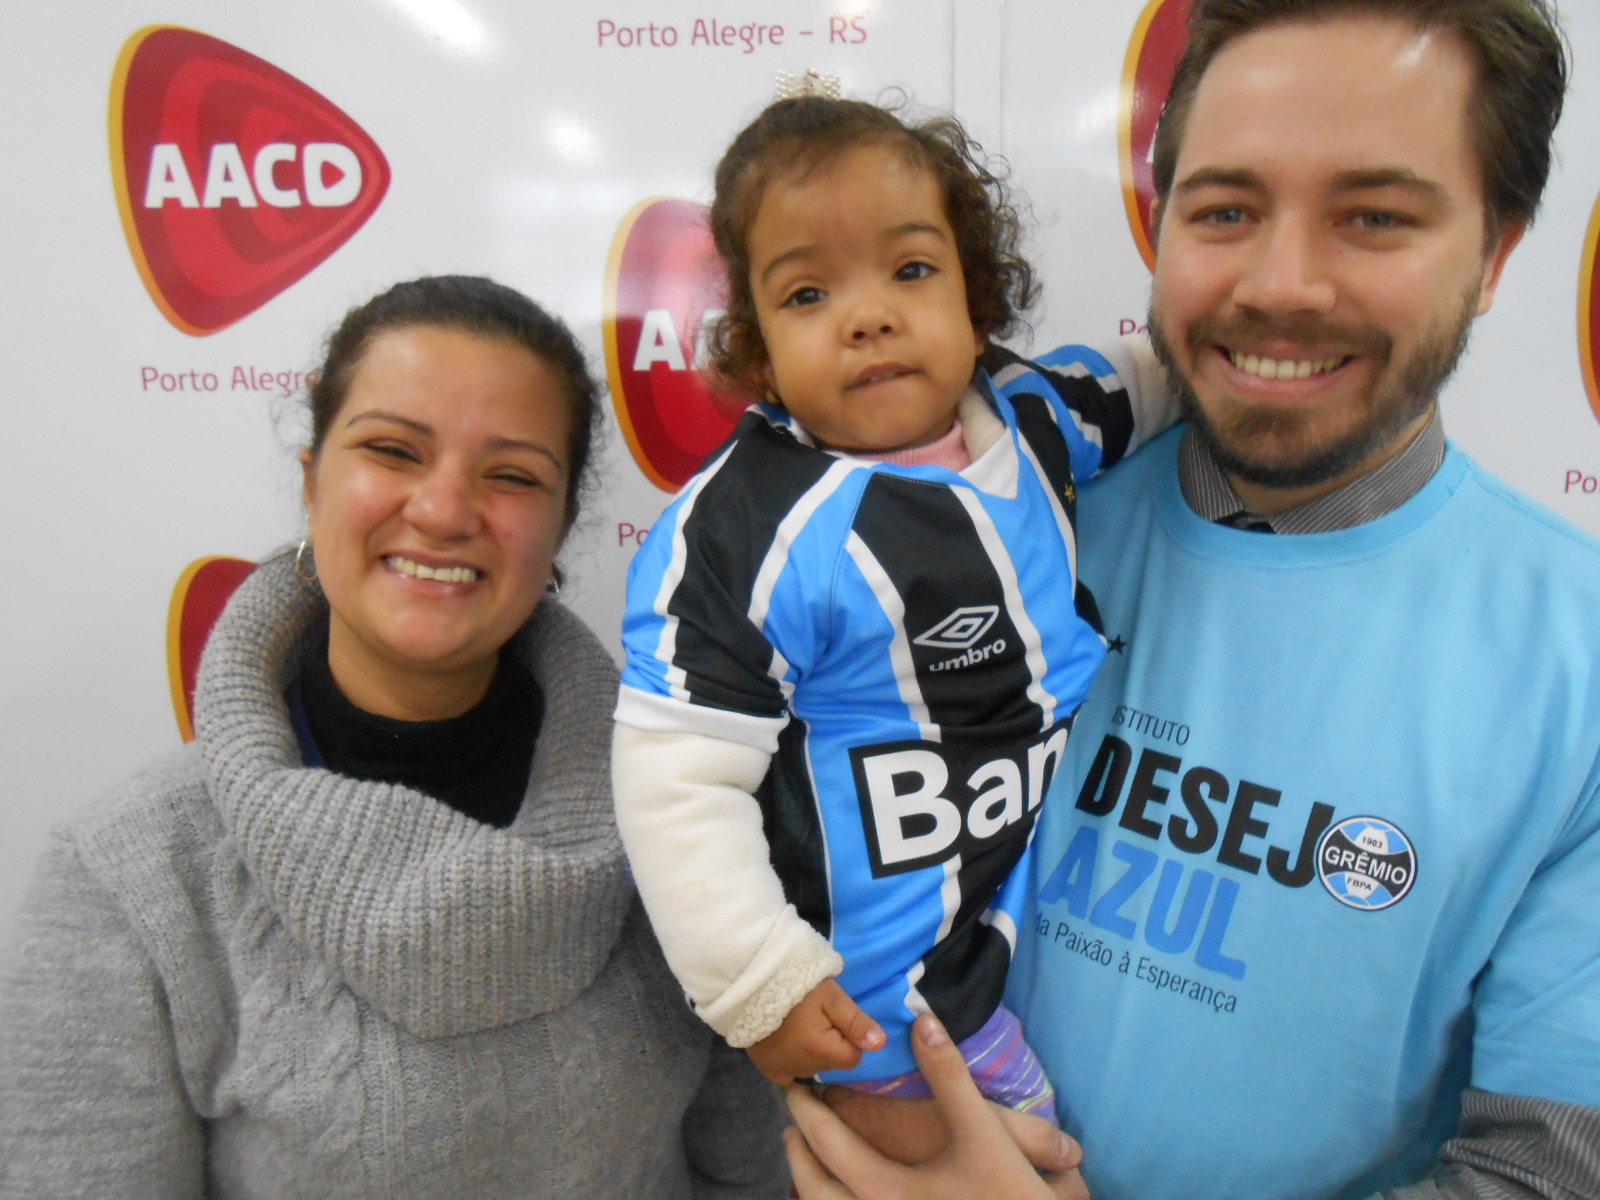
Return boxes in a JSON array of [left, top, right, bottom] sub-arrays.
[[1152, 0, 1568, 241], [708, 96, 1038, 395], [306, 275, 602, 530]]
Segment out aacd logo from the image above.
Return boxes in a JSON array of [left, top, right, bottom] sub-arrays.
[[111, 27, 390, 335], [1119, 0, 1193, 270], [1580, 189, 1600, 428], [603, 198, 752, 492]]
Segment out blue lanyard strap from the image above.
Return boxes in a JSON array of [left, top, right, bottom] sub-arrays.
[[284, 675, 325, 769]]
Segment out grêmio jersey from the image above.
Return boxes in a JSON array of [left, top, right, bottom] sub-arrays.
[[618, 348, 1144, 1081], [1008, 428, 1600, 1199]]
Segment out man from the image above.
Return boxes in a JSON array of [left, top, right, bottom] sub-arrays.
[[786, 1, 1600, 1196]]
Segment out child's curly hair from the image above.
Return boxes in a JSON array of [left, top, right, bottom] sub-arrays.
[[708, 95, 1037, 396]]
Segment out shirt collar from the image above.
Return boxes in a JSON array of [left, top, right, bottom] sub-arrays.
[[1178, 407, 1445, 534]]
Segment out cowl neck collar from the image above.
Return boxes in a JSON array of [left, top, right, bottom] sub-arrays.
[[193, 552, 631, 1038]]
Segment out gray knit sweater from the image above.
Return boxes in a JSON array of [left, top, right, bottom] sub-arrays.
[[0, 553, 788, 1198]]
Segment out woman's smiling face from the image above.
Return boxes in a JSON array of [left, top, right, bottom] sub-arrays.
[[301, 325, 571, 719]]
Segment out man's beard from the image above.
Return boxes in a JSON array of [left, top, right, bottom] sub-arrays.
[[1147, 293, 1477, 489]]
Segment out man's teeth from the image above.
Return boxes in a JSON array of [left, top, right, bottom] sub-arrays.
[[1228, 351, 1345, 381], [387, 555, 479, 583]]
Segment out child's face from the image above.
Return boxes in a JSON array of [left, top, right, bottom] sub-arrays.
[[746, 143, 984, 453]]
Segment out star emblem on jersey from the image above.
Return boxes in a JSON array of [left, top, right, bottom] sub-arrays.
[[913, 606, 1000, 651], [1107, 635, 1127, 653]]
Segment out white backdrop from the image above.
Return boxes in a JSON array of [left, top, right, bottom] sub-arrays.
[[1, 0, 1597, 938]]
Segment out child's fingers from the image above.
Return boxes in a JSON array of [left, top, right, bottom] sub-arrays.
[[748, 1028, 859, 1084], [819, 980, 886, 1052], [809, 1026, 866, 1073]]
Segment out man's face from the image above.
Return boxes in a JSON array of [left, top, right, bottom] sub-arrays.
[[1149, 15, 1524, 492]]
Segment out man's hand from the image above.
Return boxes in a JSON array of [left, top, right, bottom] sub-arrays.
[[746, 978, 886, 1086], [784, 1013, 1088, 1198], [816, 1059, 1072, 1168]]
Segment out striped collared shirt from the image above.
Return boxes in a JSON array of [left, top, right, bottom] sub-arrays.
[[1178, 408, 1446, 533]]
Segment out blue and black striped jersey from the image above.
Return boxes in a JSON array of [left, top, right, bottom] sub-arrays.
[[619, 348, 1140, 1079]]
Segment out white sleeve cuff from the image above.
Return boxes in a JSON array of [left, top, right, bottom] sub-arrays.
[[703, 920, 844, 1047]]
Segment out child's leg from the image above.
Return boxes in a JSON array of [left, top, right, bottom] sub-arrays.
[[842, 1005, 1059, 1126]]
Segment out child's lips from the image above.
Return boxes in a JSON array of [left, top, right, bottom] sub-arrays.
[[848, 362, 917, 390]]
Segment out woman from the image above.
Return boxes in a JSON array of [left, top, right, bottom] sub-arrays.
[[0, 276, 788, 1198]]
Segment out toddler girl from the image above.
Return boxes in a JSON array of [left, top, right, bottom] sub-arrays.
[[614, 95, 1173, 1116]]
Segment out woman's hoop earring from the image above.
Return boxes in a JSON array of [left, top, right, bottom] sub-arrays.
[[545, 564, 563, 597], [294, 538, 319, 583]]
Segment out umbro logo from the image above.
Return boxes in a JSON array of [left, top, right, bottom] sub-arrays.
[[914, 606, 999, 651]]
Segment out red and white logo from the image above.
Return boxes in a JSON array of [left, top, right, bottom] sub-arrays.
[[1119, 0, 1194, 270], [110, 26, 390, 336], [1581, 191, 1600, 428], [167, 555, 256, 741], [603, 198, 752, 492]]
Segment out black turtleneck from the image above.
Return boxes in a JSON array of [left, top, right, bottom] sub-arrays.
[[288, 620, 543, 828]]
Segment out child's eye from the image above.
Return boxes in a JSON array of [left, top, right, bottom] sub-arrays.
[[782, 286, 825, 308], [895, 261, 936, 282]]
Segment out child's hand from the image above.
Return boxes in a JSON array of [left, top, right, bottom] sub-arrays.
[[746, 978, 886, 1086]]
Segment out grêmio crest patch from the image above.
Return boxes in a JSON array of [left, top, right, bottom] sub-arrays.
[[1316, 815, 1417, 911]]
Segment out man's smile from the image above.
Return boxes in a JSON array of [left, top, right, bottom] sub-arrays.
[[1221, 349, 1351, 381]]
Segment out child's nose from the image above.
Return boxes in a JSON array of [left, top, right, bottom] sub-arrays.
[[851, 321, 894, 341], [846, 291, 900, 342]]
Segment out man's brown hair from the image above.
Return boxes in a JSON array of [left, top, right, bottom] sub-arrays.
[[1151, 0, 1568, 237]]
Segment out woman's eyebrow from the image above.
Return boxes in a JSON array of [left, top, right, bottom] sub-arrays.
[[345, 411, 564, 472], [488, 437, 566, 473], [344, 409, 431, 435]]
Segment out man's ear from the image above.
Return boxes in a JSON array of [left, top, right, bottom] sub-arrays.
[[1150, 196, 1164, 252], [1475, 218, 1527, 315]]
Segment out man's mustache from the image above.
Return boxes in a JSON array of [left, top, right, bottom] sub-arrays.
[[1182, 314, 1393, 362]]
